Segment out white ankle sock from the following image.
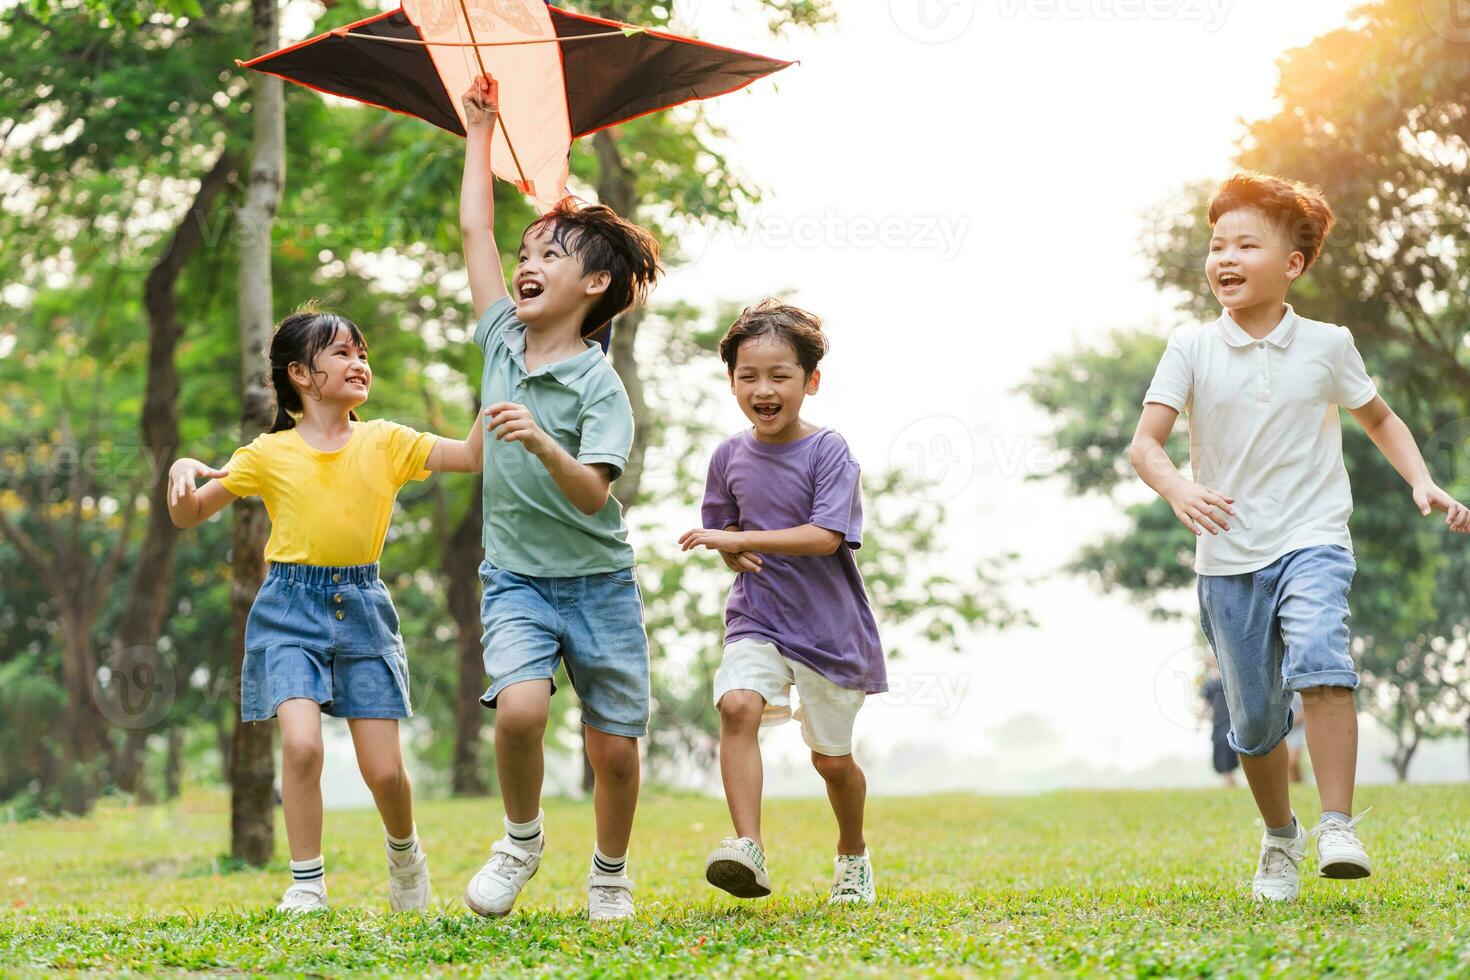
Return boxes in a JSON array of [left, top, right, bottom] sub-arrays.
[[387, 828, 419, 865], [290, 856, 325, 889]]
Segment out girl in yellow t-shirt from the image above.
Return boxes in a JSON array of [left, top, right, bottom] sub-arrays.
[[167, 307, 483, 914]]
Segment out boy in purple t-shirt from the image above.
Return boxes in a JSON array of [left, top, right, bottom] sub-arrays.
[[678, 300, 887, 906]]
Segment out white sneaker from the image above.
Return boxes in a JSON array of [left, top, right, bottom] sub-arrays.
[[829, 852, 876, 905], [387, 844, 433, 911], [276, 881, 329, 913], [465, 836, 542, 917], [1312, 810, 1372, 879], [1252, 821, 1307, 902], [587, 871, 635, 923], [705, 837, 772, 898]]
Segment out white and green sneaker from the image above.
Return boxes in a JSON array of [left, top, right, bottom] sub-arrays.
[[829, 852, 875, 905], [705, 837, 772, 898]]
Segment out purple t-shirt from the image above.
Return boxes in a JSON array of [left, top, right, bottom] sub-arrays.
[[701, 428, 887, 693]]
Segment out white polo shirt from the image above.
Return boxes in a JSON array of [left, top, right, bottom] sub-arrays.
[[1143, 305, 1378, 576]]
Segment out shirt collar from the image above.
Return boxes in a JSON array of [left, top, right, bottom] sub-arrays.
[[502, 321, 605, 385], [1215, 305, 1300, 349]]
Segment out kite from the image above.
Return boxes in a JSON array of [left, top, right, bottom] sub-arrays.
[[238, 1, 794, 210]]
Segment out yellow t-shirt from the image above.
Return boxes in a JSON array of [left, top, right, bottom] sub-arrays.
[[219, 419, 438, 566]]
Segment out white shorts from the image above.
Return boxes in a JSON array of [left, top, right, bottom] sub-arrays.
[[712, 638, 866, 756]]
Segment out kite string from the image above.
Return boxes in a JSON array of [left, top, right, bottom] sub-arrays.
[[453, 0, 531, 193], [332, 29, 638, 47]]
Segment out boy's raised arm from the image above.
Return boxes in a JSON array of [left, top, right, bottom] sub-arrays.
[[460, 74, 509, 319]]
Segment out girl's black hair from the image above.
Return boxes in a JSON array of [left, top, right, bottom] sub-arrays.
[[266, 306, 369, 433]]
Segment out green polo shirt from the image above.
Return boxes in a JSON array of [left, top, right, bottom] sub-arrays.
[[474, 297, 636, 576]]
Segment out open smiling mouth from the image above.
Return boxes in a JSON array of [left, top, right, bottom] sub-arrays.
[[753, 404, 780, 421], [1218, 273, 1245, 288], [518, 281, 544, 300]]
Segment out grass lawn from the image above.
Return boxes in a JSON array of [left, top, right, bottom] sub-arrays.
[[2, 783, 1468, 976]]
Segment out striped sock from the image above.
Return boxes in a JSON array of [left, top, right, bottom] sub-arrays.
[[592, 846, 626, 877], [386, 828, 419, 866], [505, 810, 544, 851], [290, 856, 325, 888]]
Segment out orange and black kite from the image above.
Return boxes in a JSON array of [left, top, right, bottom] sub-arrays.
[[240, 1, 793, 210]]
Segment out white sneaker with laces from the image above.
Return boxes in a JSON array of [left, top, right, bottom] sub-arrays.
[[704, 837, 772, 898], [1252, 821, 1307, 902], [1312, 810, 1372, 879], [276, 882, 329, 913], [464, 836, 542, 917], [829, 852, 876, 905], [387, 844, 432, 911], [587, 871, 635, 923]]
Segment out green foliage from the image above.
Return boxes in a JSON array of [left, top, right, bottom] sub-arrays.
[[2, 785, 1469, 974]]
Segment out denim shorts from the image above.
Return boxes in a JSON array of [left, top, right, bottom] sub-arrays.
[[1197, 545, 1357, 757], [241, 562, 411, 722], [478, 560, 650, 738]]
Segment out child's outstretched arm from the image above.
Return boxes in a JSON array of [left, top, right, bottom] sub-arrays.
[[167, 458, 237, 528], [1129, 403, 1237, 536], [460, 74, 509, 319], [424, 410, 488, 474], [678, 525, 841, 557], [1348, 396, 1470, 532]]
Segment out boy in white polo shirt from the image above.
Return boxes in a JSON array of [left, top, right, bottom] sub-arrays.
[[1130, 172, 1469, 902]]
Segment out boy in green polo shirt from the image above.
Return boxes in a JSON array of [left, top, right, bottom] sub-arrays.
[[456, 74, 662, 923]]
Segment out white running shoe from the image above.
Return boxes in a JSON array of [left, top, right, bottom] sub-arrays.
[[387, 844, 432, 911], [276, 882, 329, 913], [829, 852, 876, 905], [465, 836, 543, 917], [1312, 810, 1372, 880], [1252, 821, 1307, 903], [704, 837, 772, 898], [587, 871, 635, 923]]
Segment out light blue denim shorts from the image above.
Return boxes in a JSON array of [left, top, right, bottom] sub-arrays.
[[1197, 545, 1357, 757], [478, 560, 650, 738], [241, 562, 411, 722]]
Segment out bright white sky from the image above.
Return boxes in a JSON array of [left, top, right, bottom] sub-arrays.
[[316, 0, 1470, 803]]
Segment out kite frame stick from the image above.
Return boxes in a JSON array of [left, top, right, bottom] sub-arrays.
[[453, 0, 532, 194], [328, 27, 638, 47]]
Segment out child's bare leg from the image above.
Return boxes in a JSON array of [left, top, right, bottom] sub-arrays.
[[347, 718, 413, 838], [1238, 741, 1293, 829], [717, 691, 765, 846], [277, 698, 325, 861], [585, 726, 640, 858], [812, 751, 867, 855], [494, 679, 551, 823], [1301, 686, 1356, 815]]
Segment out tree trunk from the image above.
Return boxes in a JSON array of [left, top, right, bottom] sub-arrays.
[[113, 149, 239, 797], [446, 479, 491, 797], [1392, 732, 1419, 783], [164, 725, 184, 801], [57, 608, 103, 814], [229, 0, 285, 867]]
